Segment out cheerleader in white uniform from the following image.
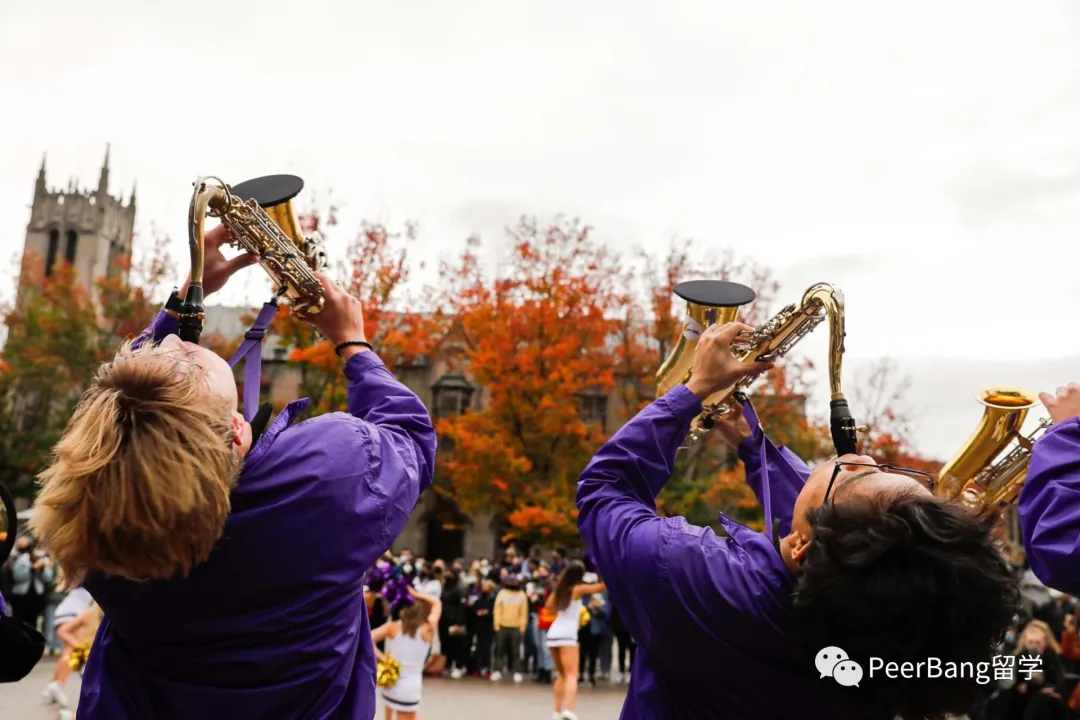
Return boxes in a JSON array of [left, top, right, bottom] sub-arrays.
[[544, 561, 605, 720], [371, 586, 442, 720], [42, 581, 93, 709]]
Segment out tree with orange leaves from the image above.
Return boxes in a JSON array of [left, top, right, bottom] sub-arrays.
[[434, 216, 627, 546], [0, 235, 172, 497], [262, 219, 442, 415]]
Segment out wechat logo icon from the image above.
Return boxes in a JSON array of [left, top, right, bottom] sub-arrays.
[[815, 646, 863, 687]]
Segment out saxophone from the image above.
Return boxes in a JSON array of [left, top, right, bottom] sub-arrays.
[[178, 174, 327, 344], [656, 280, 859, 453], [936, 388, 1051, 518]]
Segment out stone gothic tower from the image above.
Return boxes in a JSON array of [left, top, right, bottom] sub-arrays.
[[23, 144, 137, 290]]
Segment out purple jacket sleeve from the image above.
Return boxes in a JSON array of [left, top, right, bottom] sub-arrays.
[[341, 351, 437, 548], [130, 309, 179, 350], [577, 385, 775, 652], [1018, 419, 1080, 596], [736, 428, 809, 539]]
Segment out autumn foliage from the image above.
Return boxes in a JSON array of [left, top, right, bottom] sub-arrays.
[[433, 218, 625, 544], [2, 204, 937, 549], [263, 219, 442, 415], [0, 238, 170, 496]]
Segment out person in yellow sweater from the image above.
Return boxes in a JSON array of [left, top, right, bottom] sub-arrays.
[[492, 575, 529, 683]]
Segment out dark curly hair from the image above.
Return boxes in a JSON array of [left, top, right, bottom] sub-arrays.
[[789, 490, 1018, 720]]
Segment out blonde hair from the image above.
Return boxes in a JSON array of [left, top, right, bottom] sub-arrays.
[[31, 340, 242, 585], [1015, 619, 1061, 654]]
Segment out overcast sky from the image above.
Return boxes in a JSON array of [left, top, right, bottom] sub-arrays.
[[1, 1, 1078, 459]]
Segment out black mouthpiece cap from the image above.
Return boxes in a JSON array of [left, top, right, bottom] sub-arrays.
[[230, 175, 304, 208], [673, 280, 756, 308]]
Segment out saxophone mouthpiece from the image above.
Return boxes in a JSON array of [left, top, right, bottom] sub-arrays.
[[177, 284, 205, 344], [830, 397, 858, 456]]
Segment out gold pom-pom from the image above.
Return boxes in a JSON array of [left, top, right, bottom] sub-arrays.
[[69, 644, 90, 672], [377, 655, 401, 689], [579, 605, 591, 628]]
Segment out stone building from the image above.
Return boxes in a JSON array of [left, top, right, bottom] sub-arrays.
[[20, 146, 136, 300]]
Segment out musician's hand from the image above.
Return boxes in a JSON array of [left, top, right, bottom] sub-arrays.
[[1040, 383, 1080, 423], [309, 272, 368, 353], [714, 415, 753, 448], [180, 225, 258, 298], [685, 322, 774, 402]]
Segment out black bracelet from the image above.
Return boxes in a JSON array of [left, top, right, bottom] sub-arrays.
[[334, 340, 374, 356]]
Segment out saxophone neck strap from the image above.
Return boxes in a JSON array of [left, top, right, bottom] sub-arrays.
[[739, 396, 776, 543], [228, 301, 280, 422]]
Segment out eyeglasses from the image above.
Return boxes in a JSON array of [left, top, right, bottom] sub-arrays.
[[822, 461, 936, 505]]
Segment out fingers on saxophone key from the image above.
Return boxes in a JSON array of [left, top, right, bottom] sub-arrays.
[[205, 225, 230, 247], [705, 322, 755, 343]]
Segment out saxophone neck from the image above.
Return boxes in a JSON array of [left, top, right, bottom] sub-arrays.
[[801, 284, 857, 454], [181, 178, 225, 344], [801, 283, 846, 396]]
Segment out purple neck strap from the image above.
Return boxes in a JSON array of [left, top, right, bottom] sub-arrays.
[[740, 397, 775, 543], [228, 302, 280, 422]]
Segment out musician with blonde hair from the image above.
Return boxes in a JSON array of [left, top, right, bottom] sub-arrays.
[[31, 226, 436, 720]]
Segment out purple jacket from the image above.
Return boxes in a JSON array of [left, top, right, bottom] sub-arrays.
[[1019, 418, 1080, 596], [78, 310, 436, 720], [577, 385, 859, 720]]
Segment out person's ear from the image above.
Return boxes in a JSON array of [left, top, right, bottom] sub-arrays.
[[230, 412, 250, 452], [788, 532, 811, 565]]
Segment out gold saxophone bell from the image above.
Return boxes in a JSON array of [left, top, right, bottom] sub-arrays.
[[937, 387, 1050, 517], [655, 280, 755, 398], [655, 280, 858, 452], [179, 174, 328, 344]]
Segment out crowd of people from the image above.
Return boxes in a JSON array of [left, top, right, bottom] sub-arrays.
[[363, 545, 624, 719]]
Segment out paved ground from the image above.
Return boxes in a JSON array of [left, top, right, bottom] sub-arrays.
[[1, 660, 628, 719]]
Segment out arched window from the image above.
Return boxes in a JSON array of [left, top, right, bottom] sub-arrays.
[[65, 229, 78, 264], [45, 229, 59, 277]]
